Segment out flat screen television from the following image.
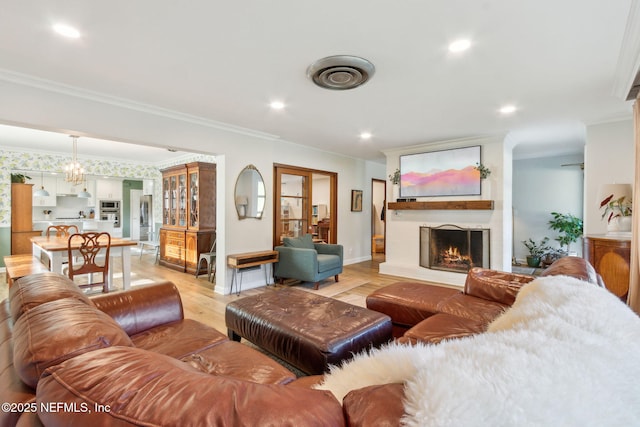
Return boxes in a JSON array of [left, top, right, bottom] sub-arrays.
[[399, 145, 481, 197]]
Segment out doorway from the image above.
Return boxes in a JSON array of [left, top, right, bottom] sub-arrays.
[[130, 189, 142, 240], [273, 164, 337, 247], [371, 179, 386, 257]]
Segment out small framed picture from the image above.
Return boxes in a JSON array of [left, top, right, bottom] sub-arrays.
[[351, 190, 363, 212]]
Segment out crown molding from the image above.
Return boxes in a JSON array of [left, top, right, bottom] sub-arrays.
[[612, 1, 640, 100], [0, 69, 281, 141]]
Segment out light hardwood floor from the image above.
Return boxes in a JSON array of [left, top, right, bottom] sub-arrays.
[[2, 251, 437, 334]]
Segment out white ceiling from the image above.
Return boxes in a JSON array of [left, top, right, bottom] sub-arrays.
[[0, 1, 637, 163]]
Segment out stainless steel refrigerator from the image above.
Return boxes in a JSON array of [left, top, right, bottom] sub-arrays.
[[140, 195, 152, 241]]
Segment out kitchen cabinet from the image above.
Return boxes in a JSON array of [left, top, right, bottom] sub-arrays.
[[28, 175, 57, 207], [160, 162, 216, 274], [11, 183, 42, 254], [143, 179, 154, 196], [96, 179, 123, 200], [56, 177, 83, 196]]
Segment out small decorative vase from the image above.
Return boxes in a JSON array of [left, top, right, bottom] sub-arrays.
[[618, 216, 632, 232], [608, 216, 632, 233], [44, 214, 50, 220], [392, 184, 400, 201], [526, 256, 540, 268]]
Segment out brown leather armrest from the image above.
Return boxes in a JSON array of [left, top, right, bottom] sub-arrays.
[[91, 281, 184, 336], [343, 383, 405, 426], [540, 256, 604, 287]]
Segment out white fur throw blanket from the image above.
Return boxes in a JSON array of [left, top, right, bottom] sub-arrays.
[[315, 276, 640, 426]]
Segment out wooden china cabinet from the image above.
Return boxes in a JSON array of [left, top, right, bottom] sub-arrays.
[[159, 162, 216, 274]]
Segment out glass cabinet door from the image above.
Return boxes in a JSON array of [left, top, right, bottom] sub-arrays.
[[189, 169, 199, 228], [163, 176, 170, 225], [178, 173, 187, 227], [169, 175, 177, 225]]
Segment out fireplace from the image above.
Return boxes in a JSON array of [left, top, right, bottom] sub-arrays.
[[420, 225, 490, 273]]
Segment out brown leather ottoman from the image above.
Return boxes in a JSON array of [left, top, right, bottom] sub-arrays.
[[225, 288, 393, 375]]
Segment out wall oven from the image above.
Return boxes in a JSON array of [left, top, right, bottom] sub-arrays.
[[100, 200, 120, 210], [99, 200, 121, 228]]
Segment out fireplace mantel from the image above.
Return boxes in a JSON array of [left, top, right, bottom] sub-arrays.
[[387, 200, 494, 210]]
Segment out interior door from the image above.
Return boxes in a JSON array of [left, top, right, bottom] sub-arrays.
[[371, 178, 386, 256], [130, 189, 142, 240], [274, 166, 312, 247], [274, 164, 338, 248]]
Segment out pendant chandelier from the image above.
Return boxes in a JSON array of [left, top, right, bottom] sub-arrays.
[[64, 135, 85, 185], [33, 171, 50, 197], [78, 176, 92, 199]]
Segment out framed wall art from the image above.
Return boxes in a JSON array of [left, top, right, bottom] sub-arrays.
[[399, 145, 481, 197], [351, 189, 363, 212]]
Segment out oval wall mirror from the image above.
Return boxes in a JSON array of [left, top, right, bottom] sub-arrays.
[[235, 164, 266, 220]]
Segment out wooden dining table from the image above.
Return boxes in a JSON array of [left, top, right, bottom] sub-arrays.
[[31, 235, 138, 291]]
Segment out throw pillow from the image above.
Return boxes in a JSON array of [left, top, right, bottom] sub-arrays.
[[283, 234, 315, 249]]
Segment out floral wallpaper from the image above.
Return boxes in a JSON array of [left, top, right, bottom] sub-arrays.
[[0, 149, 216, 225]]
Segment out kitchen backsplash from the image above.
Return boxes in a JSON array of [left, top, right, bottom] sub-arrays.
[[33, 196, 94, 221]]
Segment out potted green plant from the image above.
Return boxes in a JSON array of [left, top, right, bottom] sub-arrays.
[[388, 168, 400, 185], [548, 212, 583, 254], [541, 247, 567, 268], [600, 195, 632, 231], [10, 173, 31, 183], [474, 162, 491, 179], [522, 237, 551, 268], [389, 168, 400, 201]]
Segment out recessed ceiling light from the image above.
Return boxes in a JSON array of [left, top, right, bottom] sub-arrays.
[[53, 23, 81, 39], [270, 101, 285, 110], [499, 105, 517, 115], [448, 39, 471, 53], [360, 132, 372, 140]]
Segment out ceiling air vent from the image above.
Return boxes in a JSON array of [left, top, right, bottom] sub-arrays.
[[307, 55, 375, 90]]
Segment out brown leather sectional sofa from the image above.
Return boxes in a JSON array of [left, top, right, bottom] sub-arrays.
[[1, 272, 344, 427], [1, 257, 604, 426], [366, 256, 605, 345]]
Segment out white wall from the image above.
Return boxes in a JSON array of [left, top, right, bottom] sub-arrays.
[[380, 136, 506, 287], [584, 119, 635, 235], [0, 78, 386, 294], [512, 154, 584, 261]]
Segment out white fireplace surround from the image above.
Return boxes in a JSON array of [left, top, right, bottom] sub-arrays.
[[380, 137, 509, 288]]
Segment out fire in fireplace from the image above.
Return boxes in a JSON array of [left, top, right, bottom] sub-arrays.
[[420, 225, 490, 273]]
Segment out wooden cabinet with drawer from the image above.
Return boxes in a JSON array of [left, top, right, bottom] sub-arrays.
[[583, 234, 631, 300], [159, 162, 216, 274], [160, 229, 186, 270]]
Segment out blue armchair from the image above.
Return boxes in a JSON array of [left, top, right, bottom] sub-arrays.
[[274, 234, 343, 290]]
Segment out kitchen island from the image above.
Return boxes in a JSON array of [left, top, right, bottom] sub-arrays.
[[32, 219, 118, 236]]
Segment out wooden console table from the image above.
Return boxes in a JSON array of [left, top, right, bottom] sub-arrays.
[[583, 234, 631, 299], [227, 250, 279, 295]]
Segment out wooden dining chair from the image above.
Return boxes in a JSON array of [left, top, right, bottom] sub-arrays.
[[46, 224, 79, 237], [67, 232, 111, 293], [43, 224, 81, 271]]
